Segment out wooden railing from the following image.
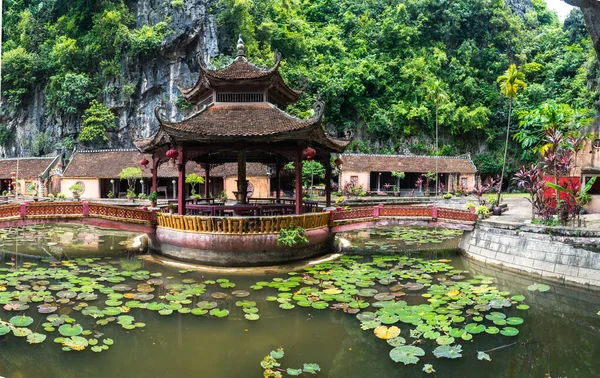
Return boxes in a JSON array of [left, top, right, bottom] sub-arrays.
[[380, 206, 432, 217], [27, 201, 83, 216], [332, 207, 374, 221], [0, 203, 21, 218], [156, 212, 330, 234], [333, 205, 477, 223]]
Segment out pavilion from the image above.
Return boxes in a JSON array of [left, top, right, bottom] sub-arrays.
[[135, 36, 349, 215]]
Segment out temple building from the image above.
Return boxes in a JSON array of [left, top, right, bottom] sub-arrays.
[[135, 36, 349, 214], [338, 153, 477, 194]]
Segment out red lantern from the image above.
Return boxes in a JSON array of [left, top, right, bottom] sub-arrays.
[[303, 147, 316, 161], [166, 149, 179, 160], [334, 158, 343, 166], [139, 158, 149, 169]]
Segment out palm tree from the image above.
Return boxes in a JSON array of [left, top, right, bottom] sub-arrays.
[[425, 79, 449, 196], [496, 64, 527, 206]]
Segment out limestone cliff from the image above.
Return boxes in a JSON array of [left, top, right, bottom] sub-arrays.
[[0, 0, 218, 158]]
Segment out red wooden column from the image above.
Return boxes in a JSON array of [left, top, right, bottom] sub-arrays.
[[177, 146, 186, 215], [325, 156, 332, 207], [151, 155, 159, 193], [295, 148, 303, 214], [204, 164, 210, 198]]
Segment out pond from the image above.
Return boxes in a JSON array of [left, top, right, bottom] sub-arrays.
[[0, 224, 598, 378]]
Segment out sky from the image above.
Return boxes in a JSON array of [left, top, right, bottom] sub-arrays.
[[545, 0, 576, 21]]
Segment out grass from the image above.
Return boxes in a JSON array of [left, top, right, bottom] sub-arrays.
[[499, 193, 529, 199]]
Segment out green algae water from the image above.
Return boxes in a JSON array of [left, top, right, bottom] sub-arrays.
[[0, 224, 598, 378]]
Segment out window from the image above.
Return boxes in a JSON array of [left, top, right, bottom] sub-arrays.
[[216, 93, 264, 103], [461, 178, 467, 187], [350, 176, 358, 185]]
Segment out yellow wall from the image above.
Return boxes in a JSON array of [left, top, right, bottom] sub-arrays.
[[224, 176, 269, 200], [339, 171, 370, 191], [61, 178, 100, 199]]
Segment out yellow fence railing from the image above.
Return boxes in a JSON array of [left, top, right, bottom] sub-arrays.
[[156, 212, 330, 234]]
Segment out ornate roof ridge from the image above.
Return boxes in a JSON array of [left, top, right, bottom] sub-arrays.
[[340, 153, 474, 160], [74, 148, 139, 154], [0, 156, 58, 161]]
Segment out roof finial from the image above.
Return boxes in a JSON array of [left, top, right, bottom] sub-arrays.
[[236, 34, 246, 59]]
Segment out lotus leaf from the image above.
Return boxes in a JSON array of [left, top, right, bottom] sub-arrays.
[[380, 314, 399, 325], [500, 327, 519, 336], [435, 335, 455, 345], [527, 283, 550, 292], [389, 345, 425, 365], [485, 326, 500, 335], [59, 324, 83, 336], [103, 338, 114, 345], [506, 317, 524, 325], [465, 323, 485, 334], [245, 313, 259, 321], [279, 302, 295, 310], [374, 325, 400, 339], [516, 304, 530, 310], [63, 336, 88, 351], [287, 368, 303, 376], [26, 332, 47, 344], [10, 315, 34, 327], [11, 327, 32, 337], [433, 344, 462, 359], [209, 309, 229, 318], [302, 363, 320, 374], [158, 309, 173, 316], [478, 351, 491, 361], [311, 301, 328, 310]]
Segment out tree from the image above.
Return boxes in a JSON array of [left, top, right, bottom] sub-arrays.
[[425, 78, 449, 196], [185, 173, 205, 196], [391, 171, 405, 193], [79, 100, 116, 144], [284, 161, 325, 189], [496, 64, 527, 206], [118, 167, 142, 193]]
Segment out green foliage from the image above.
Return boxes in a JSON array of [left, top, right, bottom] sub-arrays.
[[1, 47, 39, 106], [118, 167, 142, 192], [80, 100, 116, 144], [0, 125, 13, 146], [129, 21, 169, 58], [46, 72, 91, 115], [285, 161, 325, 188], [277, 226, 308, 247], [148, 191, 158, 203], [69, 184, 83, 194], [185, 173, 205, 195], [475, 205, 489, 215]]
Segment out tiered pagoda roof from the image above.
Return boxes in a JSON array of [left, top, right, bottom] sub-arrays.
[[135, 35, 349, 161]]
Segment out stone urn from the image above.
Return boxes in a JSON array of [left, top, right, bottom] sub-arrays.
[[493, 206, 502, 216]]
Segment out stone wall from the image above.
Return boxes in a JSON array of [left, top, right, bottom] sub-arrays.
[[459, 222, 600, 290]]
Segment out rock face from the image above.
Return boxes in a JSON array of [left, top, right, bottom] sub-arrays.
[[504, 0, 533, 18], [565, 0, 600, 58], [0, 0, 218, 157]]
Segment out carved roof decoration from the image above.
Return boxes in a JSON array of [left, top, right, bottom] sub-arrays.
[[178, 35, 302, 105]]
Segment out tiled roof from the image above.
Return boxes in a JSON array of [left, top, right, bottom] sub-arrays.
[[339, 154, 477, 174], [204, 58, 277, 80], [0, 157, 59, 179], [63, 149, 267, 178], [162, 103, 317, 137]]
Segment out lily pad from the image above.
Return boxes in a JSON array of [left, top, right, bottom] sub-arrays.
[[433, 344, 463, 359], [389, 345, 425, 365], [59, 324, 83, 337], [26, 332, 47, 344], [10, 315, 34, 327], [500, 327, 519, 337], [374, 325, 401, 340]]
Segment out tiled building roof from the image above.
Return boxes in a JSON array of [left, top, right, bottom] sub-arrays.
[[339, 154, 477, 174], [0, 157, 59, 179], [63, 149, 267, 178]]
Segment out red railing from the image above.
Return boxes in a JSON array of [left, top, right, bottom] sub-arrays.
[[332, 205, 476, 223], [380, 206, 432, 217], [0, 203, 21, 218], [438, 208, 477, 222], [0, 201, 154, 224], [332, 207, 374, 221], [88, 203, 154, 223], [27, 202, 83, 216]]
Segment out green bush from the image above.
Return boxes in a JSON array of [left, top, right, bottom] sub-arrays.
[[79, 100, 116, 144], [277, 226, 308, 247], [475, 205, 489, 215]]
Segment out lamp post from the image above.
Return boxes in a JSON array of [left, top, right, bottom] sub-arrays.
[[140, 179, 145, 195], [172, 179, 177, 199], [110, 179, 115, 196]]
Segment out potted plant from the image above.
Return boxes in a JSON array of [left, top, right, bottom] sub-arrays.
[[119, 167, 142, 201], [48, 193, 55, 202], [148, 191, 158, 207], [57, 193, 67, 201], [475, 205, 489, 219], [107, 191, 114, 199], [466, 202, 476, 212], [167, 203, 176, 214], [126, 189, 136, 201], [443, 192, 452, 200], [69, 183, 84, 200]]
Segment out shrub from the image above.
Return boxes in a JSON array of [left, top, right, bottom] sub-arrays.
[[443, 193, 452, 199], [57, 193, 67, 199], [80, 100, 116, 144], [277, 226, 308, 247], [69, 183, 83, 194], [126, 189, 136, 198], [475, 205, 489, 215], [119, 167, 142, 192], [465, 202, 476, 210], [148, 191, 158, 203], [107, 191, 114, 199], [137, 193, 147, 199]]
